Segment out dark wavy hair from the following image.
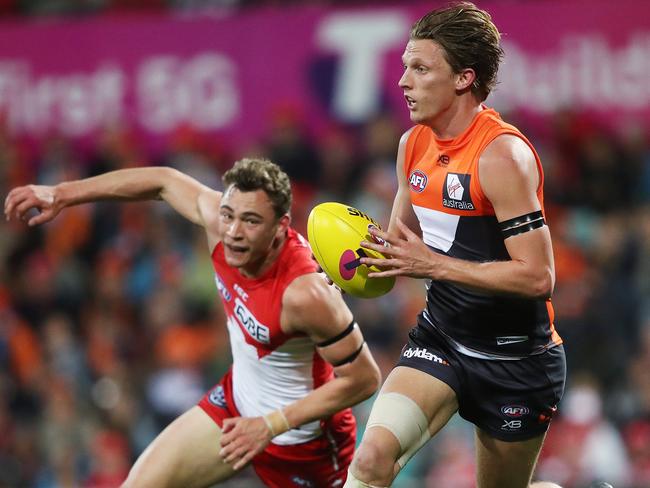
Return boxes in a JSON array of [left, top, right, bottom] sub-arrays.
[[222, 158, 292, 218], [410, 2, 504, 101]]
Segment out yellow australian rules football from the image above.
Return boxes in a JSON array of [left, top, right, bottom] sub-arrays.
[[307, 202, 395, 298]]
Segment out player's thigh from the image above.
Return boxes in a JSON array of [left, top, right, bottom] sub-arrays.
[[358, 366, 459, 468], [123, 406, 235, 488], [381, 365, 459, 434], [475, 427, 546, 488]]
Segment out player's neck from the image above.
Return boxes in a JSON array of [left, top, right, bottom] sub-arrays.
[[239, 231, 287, 279], [429, 97, 483, 140]]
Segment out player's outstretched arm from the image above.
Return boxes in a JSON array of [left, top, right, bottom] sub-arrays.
[[4, 167, 219, 228], [218, 273, 381, 470]]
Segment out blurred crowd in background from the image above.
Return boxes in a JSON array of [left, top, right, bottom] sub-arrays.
[[2, 2, 650, 488]]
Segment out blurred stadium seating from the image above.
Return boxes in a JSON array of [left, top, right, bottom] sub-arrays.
[[1, 1, 649, 487]]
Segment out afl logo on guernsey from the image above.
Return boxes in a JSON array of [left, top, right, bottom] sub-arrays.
[[409, 170, 428, 193], [443, 173, 475, 211], [215, 274, 232, 302]]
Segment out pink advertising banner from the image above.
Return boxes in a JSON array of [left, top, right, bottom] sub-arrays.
[[0, 0, 648, 148]]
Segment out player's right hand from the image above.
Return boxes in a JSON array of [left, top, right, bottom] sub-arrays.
[[4, 185, 59, 226], [219, 416, 273, 470]]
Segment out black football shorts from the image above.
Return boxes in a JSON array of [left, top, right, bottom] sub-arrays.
[[396, 319, 566, 441]]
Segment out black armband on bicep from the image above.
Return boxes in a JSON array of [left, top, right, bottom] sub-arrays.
[[316, 320, 357, 348], [330, 342, 365, 367], [498, 210, 546, 239]]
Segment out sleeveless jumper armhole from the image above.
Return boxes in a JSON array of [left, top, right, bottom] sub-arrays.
[[472, 128, 545, 214]]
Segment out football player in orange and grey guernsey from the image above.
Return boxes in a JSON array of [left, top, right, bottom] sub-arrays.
[[344, 3, 566, 488], [5, 158, 381, 488]]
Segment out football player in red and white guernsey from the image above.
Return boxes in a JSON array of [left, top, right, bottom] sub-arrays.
[[4, 158, 381, 488]]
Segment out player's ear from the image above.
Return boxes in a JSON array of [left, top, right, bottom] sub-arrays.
[[277, 213, 291, 234], [455, 68, 476, 92]]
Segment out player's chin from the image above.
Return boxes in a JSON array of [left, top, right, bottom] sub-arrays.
[[224, 249, 249, 267], [408, 111, 427, 125]]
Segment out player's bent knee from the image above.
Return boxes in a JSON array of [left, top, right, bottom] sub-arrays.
[[365, 392, 431, 468], [350, 440, 393, 480], [343, 468, 388, 488]]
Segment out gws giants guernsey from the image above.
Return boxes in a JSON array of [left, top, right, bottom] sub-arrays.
[[405, 108, 562, 358], [211, 228, 355, 445]]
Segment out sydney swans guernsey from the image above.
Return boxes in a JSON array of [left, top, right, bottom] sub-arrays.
[[211, 228, 354, 445]]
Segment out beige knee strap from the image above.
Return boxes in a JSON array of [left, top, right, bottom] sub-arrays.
[[365, 392, 431, 468], [343, 469, 387, 488]]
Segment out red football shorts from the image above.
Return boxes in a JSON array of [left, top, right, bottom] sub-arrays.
[[198, 369, 356, 488]]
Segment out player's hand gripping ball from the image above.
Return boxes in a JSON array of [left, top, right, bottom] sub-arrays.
[[308, 202, 395, 298]]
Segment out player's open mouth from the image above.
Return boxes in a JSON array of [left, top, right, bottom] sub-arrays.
[[226, 243, 248, 254], [405, 95, 416, 109]]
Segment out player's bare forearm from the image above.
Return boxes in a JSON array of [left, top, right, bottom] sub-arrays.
[[4, 167, 170, 226], [5, 167, 216, 227], [434, 252, 554, 299], [282, 347, 379, 429], [219, 351, 378, 471], [361, 219, 553, 299], [62, 167, 173, 203], [218, 366, 378, 472]]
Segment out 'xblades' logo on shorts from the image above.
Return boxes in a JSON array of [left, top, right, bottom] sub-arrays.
[[501, 419, 522, 431]]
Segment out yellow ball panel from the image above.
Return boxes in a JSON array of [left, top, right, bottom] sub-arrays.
[[308, 202, 395, 299]]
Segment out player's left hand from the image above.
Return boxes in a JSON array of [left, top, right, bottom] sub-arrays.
[[360, 218, 441, 279], [219, 416, 273, 470]]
